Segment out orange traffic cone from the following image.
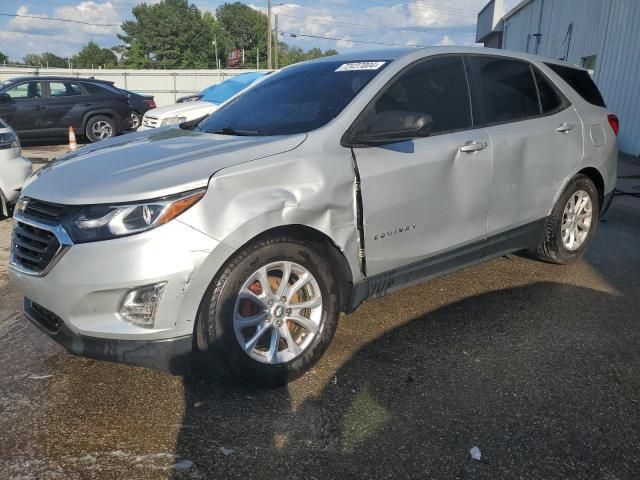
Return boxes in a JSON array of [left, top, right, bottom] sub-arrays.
[[68, 126, 77, 152]]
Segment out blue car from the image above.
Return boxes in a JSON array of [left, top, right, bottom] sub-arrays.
[[178, 72, 267, 104]]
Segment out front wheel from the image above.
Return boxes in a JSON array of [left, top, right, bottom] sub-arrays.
[[534, 174, 600, 264], [85, 115, 116, 142], [196, 235, 340, 387]]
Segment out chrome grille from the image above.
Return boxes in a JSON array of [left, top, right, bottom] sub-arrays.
[[21, 198, 73, 222], [11, 221, 62, 274], [142, 116, 159, 128]]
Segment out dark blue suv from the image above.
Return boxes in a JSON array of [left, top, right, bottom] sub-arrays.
[[0, 76, 132, 143]]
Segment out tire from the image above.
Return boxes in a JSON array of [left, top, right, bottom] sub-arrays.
[[195, 235, 340, 387], [85, 115, 116, 142], [129, 112, 142, 130], [534, 174, 600, 264]]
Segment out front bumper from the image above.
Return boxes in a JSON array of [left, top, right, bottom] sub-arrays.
[[10, 218, 228, 372], [24, 298, 192, 373]]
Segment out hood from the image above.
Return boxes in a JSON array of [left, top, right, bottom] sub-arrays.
[[23, 127, 307, 205], [144, 100, 219, 120]]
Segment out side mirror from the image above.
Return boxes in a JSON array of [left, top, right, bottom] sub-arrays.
[[346, 110, 433, 147], [0, 93, 11, 103]]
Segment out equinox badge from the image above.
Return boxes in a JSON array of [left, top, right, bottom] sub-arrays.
[[373, 224, 416, 241]]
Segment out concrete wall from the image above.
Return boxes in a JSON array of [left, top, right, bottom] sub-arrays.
[[500, 0, 640, 155], [0, 67, 270, 107]]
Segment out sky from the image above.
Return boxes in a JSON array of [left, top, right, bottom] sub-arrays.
[[0, 0, 520, 61]]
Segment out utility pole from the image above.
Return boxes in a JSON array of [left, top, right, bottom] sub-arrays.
[[257, 47, 259, 69], [274, 14, 279, 69], [267, 0, 272, 69]]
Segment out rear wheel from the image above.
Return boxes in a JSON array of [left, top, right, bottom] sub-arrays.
[[534, 174, 600, 264], [85, 115, 116, 142], [195, 235, 340, 387]]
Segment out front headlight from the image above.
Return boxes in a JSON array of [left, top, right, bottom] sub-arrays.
[[160, 116, 187, 127], [62, 188, 205, 243], [0, 131, 20, 152]]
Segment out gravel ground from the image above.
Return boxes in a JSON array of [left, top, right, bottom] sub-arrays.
[[0, 154, 639, 479]]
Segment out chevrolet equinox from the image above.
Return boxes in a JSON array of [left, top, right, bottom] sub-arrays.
[[9, 47, 618, 386]]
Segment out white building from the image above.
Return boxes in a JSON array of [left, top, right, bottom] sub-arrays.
[[476, 0, 640, 155]]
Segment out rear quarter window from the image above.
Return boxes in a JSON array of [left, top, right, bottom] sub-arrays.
[[533, 68, 568, 114], [544, 63, 606, 108]]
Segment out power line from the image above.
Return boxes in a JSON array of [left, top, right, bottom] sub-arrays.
[[0, 12, 120, 27], [279, 14, 476, 36], [281, 31, 421, 47]]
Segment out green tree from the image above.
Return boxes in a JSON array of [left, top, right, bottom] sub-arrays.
[[306, 47, 324, 60], [73, 41, 118, 68], [0, 51, 8, 64], [121, 41, 151, 69], [40, 52, 69, 68], [216, 2, 268, 68], [324, 48, 338, 57], [118, 0, 212, 69], [203, 11, 233, 68], [23, 53, 43, 66]]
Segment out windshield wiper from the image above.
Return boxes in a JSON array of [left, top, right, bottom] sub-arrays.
[[208, 126, 260, 136]]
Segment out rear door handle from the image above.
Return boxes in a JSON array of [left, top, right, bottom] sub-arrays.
[[32, 105, 45, 110], [556, 123, 575, 133], [459, 141, 488, 153], [81, 102, 93, 106]]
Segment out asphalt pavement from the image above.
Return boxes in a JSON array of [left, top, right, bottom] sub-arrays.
[[0, 154, 639, 479]]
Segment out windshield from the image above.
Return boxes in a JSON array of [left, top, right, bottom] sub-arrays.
[[198, 60, 389, 136], [201, 73, 264, 104]]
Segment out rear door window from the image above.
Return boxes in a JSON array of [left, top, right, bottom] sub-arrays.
[[544, 63, 606, 107], [48, 81, 84, 97], [467, 56, 540, 126], [368, 55, 472, 135]]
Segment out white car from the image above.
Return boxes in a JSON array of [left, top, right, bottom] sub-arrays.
[[138, 100, 218, 130], [0, 119, 31, 217], [138, 72, 267, 130]]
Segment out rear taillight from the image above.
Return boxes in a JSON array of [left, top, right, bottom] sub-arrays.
[[144, 99, 156, 109], [607, 114, 619, 136]]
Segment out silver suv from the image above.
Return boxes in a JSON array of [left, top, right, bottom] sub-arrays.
[[9, 47, 617, 386]]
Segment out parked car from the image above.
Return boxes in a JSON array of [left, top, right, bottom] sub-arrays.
[[9, 47, 617, 386], [0, 76, 131, 143], [139, 72, 266, 130], [0, 118, 32, 217], [121, 89, 156, 130]]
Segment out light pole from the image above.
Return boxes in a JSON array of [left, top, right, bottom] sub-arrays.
[[274, 14, 279, 69], [213, 37, 219, 70], [267, 0, 272, 69]]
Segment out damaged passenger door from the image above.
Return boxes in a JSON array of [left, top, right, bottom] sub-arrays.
[[346, 55, 493, 276]]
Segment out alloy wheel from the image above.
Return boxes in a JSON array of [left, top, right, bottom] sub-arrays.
[[233, 261, 324, 364], [92, 120, 113, 140], [561, 189, 593, 251]]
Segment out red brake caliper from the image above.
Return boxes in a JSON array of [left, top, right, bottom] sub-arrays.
[[239, 281, 263, 317]]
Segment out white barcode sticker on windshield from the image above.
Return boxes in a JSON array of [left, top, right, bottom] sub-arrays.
[[335, 62, 386, 72]]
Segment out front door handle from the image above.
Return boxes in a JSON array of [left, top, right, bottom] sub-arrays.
[[459, 141, 488, 153], [32, 105, 45, 110], [556, 123, 575, 133], [81, 102, 93, 106]]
